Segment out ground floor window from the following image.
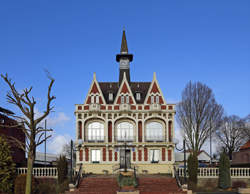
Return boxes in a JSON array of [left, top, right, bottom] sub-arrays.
[[150, 149, 160, 163], [91, 149, 100, 163]]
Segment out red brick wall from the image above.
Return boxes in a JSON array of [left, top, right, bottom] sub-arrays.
[[108, 121, 112, 142], [138, 121, 142, 142], [85, 148, 89, 161], [79, 150, 83, 161], [168, 121, 172, 142], [103, 148, 106, 161], [115, 152, 118, 161], [109, 150, 112, 161], [78, 121, 82, 139], [133, 152, 136, 161], [144, 148, 148, 161], [138, 150, 142, 161], [168, 150, 172, 161], [162, 148, 166, 161]]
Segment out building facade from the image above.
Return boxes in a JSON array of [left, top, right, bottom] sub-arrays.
[[0, 107, 26, 167], [75, 30, 176, 175]]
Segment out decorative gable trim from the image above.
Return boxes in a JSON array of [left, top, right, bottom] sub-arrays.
[[144, 72, 167, 105], [114, 72, 136, 104], [84, 73, 106, 105]]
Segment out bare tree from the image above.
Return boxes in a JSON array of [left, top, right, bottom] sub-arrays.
[[1, 73, 55, 194], [176, 81, 223, 155], [215, 115, 246, 160], [243, 114, 250, 139]]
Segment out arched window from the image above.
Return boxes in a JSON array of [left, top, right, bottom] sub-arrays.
[[117, 122, 134, 141], [146, 121, 163, 141], [87, 122, 104, 141]]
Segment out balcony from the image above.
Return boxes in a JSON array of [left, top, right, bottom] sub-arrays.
[[89, 103, 100, 112], [119, 104, 131, 112], [150, 103, 161, 112], [115, 135, 134, 142], [145, 135, 164, 142], [86, 136, 105, 143]]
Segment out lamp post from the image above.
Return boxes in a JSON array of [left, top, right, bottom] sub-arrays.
[[70, 139, 82, 183], [175, 139, 187, 183]]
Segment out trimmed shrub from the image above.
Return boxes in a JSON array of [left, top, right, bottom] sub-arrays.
[[218, 152, 231, 189], [14, 174, 37, 194], [117, 174, 137, 188], [0, 136, 16, 194], [56, 155, 68, 184], [187, 152, 198, 190]]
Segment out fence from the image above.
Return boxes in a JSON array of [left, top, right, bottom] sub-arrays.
[[178, 167, 250, 178], [17, 167, 78, 178]]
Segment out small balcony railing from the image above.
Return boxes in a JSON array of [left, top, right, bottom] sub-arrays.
[[115, 136, 134, 142], [119, 104, 131, 111], [89, 103, 100, 112], [150, 104, 161, 111], [145, 135, 165, 142], [86, 136, 105, 142]]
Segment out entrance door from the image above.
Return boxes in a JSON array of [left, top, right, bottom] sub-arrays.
[[120, 149, 131, 169]]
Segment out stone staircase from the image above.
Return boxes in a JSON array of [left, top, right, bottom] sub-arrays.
[[65, 174, 186, 194]]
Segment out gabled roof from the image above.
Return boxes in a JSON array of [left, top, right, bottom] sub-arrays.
[[99, 81, 151, 104], [240, 140, 250, 150]]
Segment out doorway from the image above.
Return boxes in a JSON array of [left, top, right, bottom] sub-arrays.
[[120, 149, 131, 169]]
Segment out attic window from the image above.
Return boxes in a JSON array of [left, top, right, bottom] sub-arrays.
[[156, 96, 159, 104], [109, 93, 113, 101], [136, 93, 141, 101]]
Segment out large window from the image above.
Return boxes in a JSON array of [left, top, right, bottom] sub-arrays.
[[117, 122, 134, 141], [146, 121, 163, 141], [150, 149, 160, 163], [91, 149, 100, 163], [87, 122, 104, 141]]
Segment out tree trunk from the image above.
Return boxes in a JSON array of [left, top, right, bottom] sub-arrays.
[[25, 154, 34, 194]]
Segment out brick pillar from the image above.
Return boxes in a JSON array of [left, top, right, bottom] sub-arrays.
[[85, 148, 89, 161], [109, 150, 112, 161], [168, 149, 172, 161], [144, 148, 148, 161], [138, 121, 142, 142], [162, 148, 166, 161], [108, 121, 112, 142], [133, 151, 136, 161], [79, 149, 83, 161], [138, 150, 142, 161], [168, 121, 172, 142], [115, 152, 118, 161], [103, 147, 106, 161]]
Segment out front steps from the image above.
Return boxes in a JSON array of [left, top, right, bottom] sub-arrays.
[[65, 174, 187, 194]]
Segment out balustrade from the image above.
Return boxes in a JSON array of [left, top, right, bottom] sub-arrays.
[[177, 167, 250, 178]]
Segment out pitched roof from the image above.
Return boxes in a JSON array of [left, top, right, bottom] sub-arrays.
[[99, 81, 151, 104], [240, 140, 250, 150], [0, 107, 14, 115]]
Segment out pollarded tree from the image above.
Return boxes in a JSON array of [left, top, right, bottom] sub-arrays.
[[1, 73, 55, 194], [177, 81, 223, 155], [216, 115, 246, 160], [0, 135, 16, 194]]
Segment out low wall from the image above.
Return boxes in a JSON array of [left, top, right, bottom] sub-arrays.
[[197, 178, 250, 188]]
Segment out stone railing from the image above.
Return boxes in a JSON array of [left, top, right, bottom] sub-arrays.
[[17, 167, 78, 178], [178, 167, 250, 178]]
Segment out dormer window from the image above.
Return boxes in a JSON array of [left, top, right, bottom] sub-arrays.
[[136, 93, 141, 101], [109, 93, 113, 101], [151, 96, 154, 104], [96, 96, 99, 104], [156, 96, 159, 104], [126, 96, 129, 103], [91, 96, 94, 103], [121, 96, 125, 104]]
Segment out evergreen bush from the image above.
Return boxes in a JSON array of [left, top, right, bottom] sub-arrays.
[[0, 136, 16, 194], [218, 152, 231, 189], [187, 152, 198, 190], [56, 155, 68, 184]]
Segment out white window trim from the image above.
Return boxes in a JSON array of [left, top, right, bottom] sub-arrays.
[[91, 149, 101, 163], [150, 149, 160, 163], [136, 93, 141, 101]]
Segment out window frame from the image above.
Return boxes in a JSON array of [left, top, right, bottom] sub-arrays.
[[145, 121, 164, 142], [87, 121, 104, 142], [116, 121, 134, 142], [91, 149, 101, 163], [150, 149, 160, 163]]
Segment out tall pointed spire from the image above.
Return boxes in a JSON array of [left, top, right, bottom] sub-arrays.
[[116, 29, 133, 86], [120, 30, 128, 53]]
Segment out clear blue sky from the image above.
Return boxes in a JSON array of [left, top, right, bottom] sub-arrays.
[[0, 1, 249, 153]]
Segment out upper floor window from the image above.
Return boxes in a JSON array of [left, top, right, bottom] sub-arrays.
[[150, 149, 160, 163], [109, 93, 113, 101], [156, 96, 159, 104], [117, 122, 134, 141], [136, 93, 141, 101], [121, 96, 124, 104], [151, 96, 154, 104], [87, 122, 104, 141], [146, 121, 163, 141], [126, 96, 129, 103], [91, 149, 100, 163], [96, 96, 99, 103]]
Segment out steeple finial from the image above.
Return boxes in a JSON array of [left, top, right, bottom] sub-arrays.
[[120, 29, 128, 53]]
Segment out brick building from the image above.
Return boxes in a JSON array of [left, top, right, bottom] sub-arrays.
[[232, 140, 250, 167], [74, 30, 176, 175], [0, 107, 25, 167]]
